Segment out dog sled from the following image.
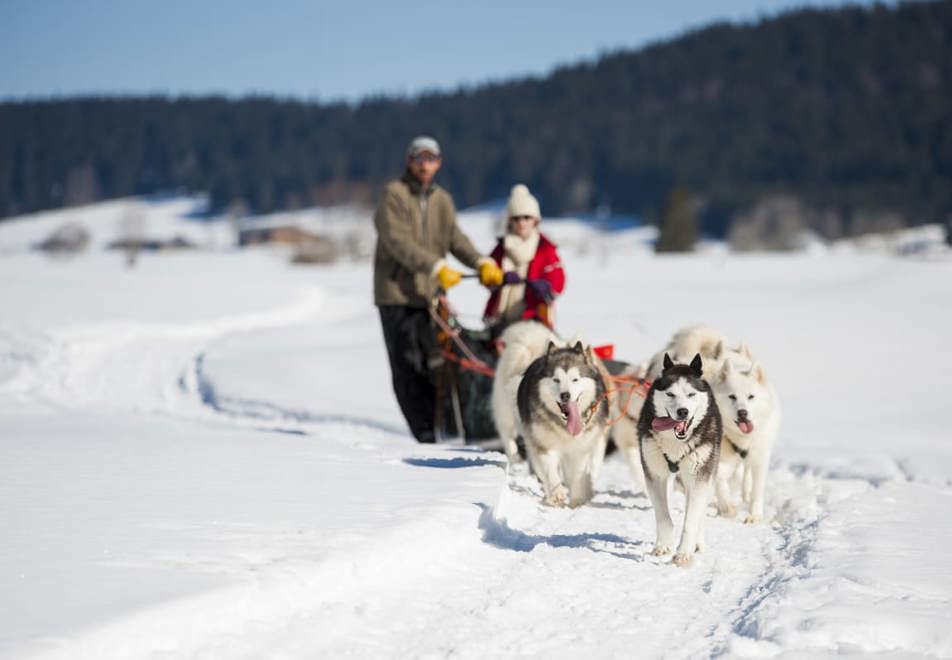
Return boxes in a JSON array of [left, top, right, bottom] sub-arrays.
[[428, 288, 650, 445]]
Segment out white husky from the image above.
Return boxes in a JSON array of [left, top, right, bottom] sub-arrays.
[[711, 357, 781, 524]]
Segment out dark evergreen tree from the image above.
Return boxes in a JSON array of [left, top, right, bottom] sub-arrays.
[[656, 187, 697, 253]]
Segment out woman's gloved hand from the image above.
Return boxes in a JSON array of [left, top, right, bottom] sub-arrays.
[[527, 278, 554, 303], [502, 271, 522, 285]]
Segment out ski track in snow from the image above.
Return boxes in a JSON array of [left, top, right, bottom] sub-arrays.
[[4, 286, 945, 659]]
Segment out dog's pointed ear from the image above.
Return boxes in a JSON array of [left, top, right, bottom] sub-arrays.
[[573, 340, 585, 354], [662, 352, 674, 372], [719, 358, 733, 382], [690, 353, 703, 376], [713, 340, 724, 361], [737, 342, 753, 360], [752, 361, 767, 385], [545, 341, 557, 357]]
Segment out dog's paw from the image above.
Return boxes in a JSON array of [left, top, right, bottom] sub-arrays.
[[717, 503, 738, 519], [651, 544, 672, 556], [672, 553, 695, 568], [544, 485, 569, 507], [743, 513, 762, 525], [569, 488, 594, 508]]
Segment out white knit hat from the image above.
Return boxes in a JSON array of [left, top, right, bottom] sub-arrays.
[[506, 184, 541, 219]]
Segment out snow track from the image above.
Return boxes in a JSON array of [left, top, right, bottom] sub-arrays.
[[1, 287, 329, 423]]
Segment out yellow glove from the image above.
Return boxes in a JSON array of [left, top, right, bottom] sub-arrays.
[[437, 265, 462, 290], [479, 261, 504, 287]]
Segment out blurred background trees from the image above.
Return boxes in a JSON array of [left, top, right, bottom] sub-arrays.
[[1, 1, 949, 241]]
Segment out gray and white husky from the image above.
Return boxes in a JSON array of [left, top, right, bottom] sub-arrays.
[[517, 341, 610, 507], [639, 353, 722, 567], [492, 321, 562, 464]]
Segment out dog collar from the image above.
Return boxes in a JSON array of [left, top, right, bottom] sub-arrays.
[[728, 438, 748, 459]]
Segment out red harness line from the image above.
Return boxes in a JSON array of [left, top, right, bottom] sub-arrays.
[[429, 292, 654, 425], [439, 349, 497, 377]]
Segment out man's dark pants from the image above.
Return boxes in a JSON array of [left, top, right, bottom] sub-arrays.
[[378, 305, 439, 443]]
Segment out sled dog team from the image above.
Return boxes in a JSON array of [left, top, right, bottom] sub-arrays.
[[492, 322, 781, 568]]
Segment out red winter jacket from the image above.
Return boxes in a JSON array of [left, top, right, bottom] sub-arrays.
[[483, 233, 565, 326]]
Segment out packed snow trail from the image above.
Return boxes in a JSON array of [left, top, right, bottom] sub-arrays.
[[4, 275, 829, 659]]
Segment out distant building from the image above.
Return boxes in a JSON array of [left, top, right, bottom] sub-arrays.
[[238, 225, 337, 264], [238, 225, 321, 247], [106, 236, 197, 252]]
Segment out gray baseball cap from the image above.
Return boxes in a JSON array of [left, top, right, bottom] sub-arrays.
[[406, 136, 441, 157]]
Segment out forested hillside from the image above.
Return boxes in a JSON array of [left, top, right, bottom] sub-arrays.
[[1, 1, 949, 236]]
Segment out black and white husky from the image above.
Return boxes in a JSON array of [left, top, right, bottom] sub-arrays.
[[639, 353, 722, 567], [517, 341, 610, 507]]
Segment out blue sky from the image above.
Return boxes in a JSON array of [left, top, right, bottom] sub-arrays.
[[1, 0, 883, 103]]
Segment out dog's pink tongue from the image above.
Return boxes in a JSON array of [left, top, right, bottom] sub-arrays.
[[652, 416, 678, 432], [565, 401, 582, 436], [737, 420, 754, 434]]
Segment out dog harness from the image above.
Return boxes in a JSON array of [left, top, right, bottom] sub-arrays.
[[659, 440, 700, 474], [662, 452, 682, 473]]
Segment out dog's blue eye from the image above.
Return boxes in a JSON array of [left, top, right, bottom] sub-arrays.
[[728, 394, 737, 400]]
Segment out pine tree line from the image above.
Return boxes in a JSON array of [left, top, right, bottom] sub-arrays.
[[1, 1, 949, 236]]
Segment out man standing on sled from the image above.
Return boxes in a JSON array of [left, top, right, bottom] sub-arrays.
[[483, 184, 565, 333], [373, 136, 504, 443]]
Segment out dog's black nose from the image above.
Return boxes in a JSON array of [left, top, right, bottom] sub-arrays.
[[560, 391, 571, 403], [676, 408, 689, 419], [737, 409, 748, 420]]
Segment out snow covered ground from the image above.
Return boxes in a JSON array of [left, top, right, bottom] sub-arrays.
[[1, 197, 951, 659]]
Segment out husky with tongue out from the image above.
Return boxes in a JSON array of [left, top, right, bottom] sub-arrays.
[[711, 357, 781, 524], [638, 353, 722, 567], [516, 340, 610, 507]]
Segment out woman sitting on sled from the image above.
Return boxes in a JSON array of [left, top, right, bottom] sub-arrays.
[[483, 184, 565, 334]]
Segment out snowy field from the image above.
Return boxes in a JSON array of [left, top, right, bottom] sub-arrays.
[[1, 197, 951, 659]]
